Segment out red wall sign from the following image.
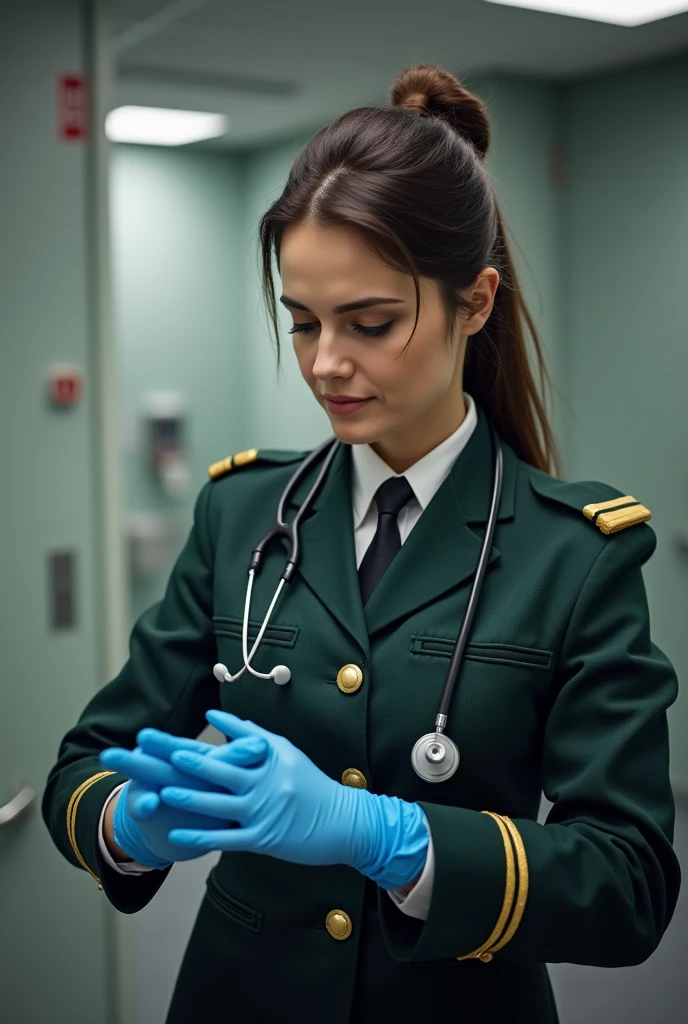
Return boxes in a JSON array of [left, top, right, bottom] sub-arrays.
[[48, 366, 84, 407], [57, 73, 90, 143]]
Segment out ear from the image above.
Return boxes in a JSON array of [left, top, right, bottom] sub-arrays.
[[459, 268, 500, 337]]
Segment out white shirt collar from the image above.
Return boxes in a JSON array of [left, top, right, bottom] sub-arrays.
[[351, 393, 478, 529]]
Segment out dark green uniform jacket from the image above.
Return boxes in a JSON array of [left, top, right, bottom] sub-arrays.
[[43, 407, 681, 1024]]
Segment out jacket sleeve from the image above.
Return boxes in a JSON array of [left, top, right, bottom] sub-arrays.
[[378, 523, 681, 966], [41, 481, 219, 914]]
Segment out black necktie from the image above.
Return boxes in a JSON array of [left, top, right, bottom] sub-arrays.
[[358, 476, 414, 605]]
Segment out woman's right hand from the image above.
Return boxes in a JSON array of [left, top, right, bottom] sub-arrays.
[[110, 778, 227, 868], [99, 737, 267, 868]]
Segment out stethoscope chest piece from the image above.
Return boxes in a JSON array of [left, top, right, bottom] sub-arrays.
[[411, 731, 460, 783]]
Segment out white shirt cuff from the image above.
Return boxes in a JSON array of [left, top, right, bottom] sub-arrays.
[[385, 816, 435, 921], [98, 782, 156, 875]]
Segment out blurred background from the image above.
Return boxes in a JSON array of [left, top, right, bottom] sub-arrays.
[[1, 0, 687, 1021]]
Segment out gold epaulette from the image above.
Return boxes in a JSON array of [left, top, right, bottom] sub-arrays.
[[208, 447, 258, 481], [66, 771, 118, 889], [582, 495, 651, 535], [456, 811, 529, 963]]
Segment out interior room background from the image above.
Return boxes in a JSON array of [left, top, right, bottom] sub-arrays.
[[108, 57, 688, 1022], [2, 1, 685, 1019]]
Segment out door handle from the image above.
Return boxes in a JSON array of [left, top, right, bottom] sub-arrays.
[[0, 784, 36, 827]]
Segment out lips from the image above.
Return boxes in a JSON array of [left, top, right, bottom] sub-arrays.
[[323, 395, 369, 403], [322, 395, 374, 416]]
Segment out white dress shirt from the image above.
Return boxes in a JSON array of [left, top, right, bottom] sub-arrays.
[[99, 395, 479, 923]]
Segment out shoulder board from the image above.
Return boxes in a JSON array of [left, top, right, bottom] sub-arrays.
[[208, 447, 308, 481], [528, 471, 651, 536]]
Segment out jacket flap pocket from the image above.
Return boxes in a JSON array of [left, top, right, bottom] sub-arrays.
[[206, 872, 263, 933], [410, 634, 552, 670], [213, 615, 299, 648]]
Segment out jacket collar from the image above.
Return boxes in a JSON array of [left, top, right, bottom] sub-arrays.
[[350, 393, 478, 528]]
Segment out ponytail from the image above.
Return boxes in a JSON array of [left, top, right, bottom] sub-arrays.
[[463, 204, 560, 474]]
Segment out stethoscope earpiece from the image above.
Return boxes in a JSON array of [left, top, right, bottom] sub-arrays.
[[270, 665, 291, 686], [213, 661, 291, 686]]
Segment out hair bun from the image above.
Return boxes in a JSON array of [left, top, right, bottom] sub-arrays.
[[390, 64, 490, 158]]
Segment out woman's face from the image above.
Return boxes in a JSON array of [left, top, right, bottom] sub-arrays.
[[279, 219, 497, 469]]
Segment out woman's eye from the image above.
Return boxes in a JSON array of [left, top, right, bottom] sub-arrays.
[[288, 320, 395, 338], [353, 320, 394, 338]]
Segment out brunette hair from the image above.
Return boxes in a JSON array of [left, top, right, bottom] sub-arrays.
[[258, 64, 559, 474]]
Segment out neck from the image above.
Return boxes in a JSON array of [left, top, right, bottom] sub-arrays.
[[370, 390, 467, 475]]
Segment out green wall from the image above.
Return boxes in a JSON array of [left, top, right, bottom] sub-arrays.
[[561, 56, 688, 787], [110, 145, 249, 619], [0, 2, 112, 1020]]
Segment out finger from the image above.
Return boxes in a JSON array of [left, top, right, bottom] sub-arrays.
[[168, 825, 261, 853], [99, 747, 206, 790], [129, 789, 160, 820], [208, 737, 269, 767], [136, 728, 216, 761], [100, 747, 176, 787], [169, 749, 257, 795], [101, 747, 228, 794], [159, 786, 247, 822], [205, 709, 276, 743]]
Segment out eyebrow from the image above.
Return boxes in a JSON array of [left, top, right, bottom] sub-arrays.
[[279, 295, 404, 315]]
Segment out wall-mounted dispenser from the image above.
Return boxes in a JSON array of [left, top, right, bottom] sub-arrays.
[[127, 511, 191, 582], [143, 390, 190, 498]]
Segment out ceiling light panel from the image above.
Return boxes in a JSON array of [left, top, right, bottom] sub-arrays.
[[483, 1, 688, 27], [105, 106, 229, 146]]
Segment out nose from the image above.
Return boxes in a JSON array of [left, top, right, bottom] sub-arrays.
[[311, 332, 354, 381]]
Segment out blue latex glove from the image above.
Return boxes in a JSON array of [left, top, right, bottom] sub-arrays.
[[157, 710, 430, 890], [101, 735, 222, 813], [99, 736, 267, 869]]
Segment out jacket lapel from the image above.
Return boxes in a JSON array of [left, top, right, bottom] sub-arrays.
[[363, 409, 517, 635], [288, 441, 371, 659]]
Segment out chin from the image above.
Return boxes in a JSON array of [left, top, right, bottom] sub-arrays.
[[326, 416, 388, 447]]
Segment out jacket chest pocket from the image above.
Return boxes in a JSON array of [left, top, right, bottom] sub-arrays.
[[212, 615, 300, 722], [409, 634, 554, 793], [410, 635, 552, 670], [214, 615, 300, 650]]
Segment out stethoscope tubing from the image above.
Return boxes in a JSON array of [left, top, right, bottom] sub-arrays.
[[435, 423, 503, 724], [217, 436, 341, 686], [249, 435, 340, 583]]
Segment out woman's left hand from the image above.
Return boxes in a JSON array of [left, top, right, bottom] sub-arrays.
[[158, 709, 373, 868]]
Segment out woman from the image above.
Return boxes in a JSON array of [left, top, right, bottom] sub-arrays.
[[43, 65, 681, 1023]]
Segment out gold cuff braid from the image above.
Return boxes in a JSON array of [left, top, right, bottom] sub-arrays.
[[66, 771, 118, 887], [456, 810, 529, 963], [486, 814, 529, 955]]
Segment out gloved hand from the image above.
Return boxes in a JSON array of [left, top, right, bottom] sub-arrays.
[[154, 709, 429, 890], [99, 736, 267, 869]]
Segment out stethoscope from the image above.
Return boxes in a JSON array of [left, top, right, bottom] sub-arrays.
[[213, 426, 503, 783]]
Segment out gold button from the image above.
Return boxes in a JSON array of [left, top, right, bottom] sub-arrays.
[[326, 909, 353, 940], [336, 664, 363, 693], [341, 768, 367, 789]]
